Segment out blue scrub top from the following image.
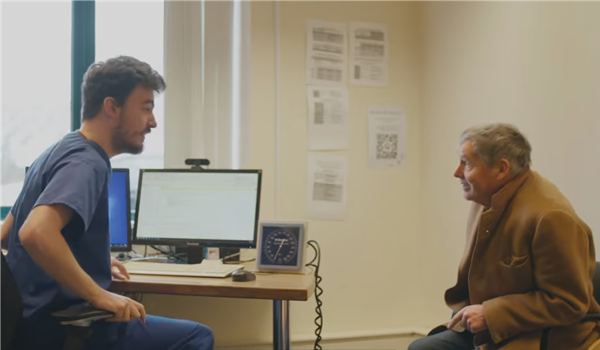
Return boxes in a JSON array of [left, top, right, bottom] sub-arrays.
[[6, 131, 112, 349]]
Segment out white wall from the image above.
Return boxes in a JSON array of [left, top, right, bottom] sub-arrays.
[[419, 1, 600, 327]]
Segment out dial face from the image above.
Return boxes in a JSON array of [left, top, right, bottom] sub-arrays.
[[261, 226, 300, 267]]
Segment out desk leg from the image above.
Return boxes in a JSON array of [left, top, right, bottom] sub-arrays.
[[273, 300, 290, 350]]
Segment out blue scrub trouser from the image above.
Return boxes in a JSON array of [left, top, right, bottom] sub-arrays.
[[83, 315, 214, 350]]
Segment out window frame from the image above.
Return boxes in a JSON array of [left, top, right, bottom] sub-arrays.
[[0, 1, 94, 220], [1, 1, 251, 221]]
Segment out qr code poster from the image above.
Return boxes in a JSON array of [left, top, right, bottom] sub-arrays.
[[368, 105, 406, 168]]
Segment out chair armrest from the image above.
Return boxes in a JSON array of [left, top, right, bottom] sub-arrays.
[[51, 303, 114, 326]]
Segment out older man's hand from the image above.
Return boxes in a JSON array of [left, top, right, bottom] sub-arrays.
[[448, 304, 488, 334]]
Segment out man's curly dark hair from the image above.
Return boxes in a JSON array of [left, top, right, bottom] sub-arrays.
[[81, 55, 166, 120]]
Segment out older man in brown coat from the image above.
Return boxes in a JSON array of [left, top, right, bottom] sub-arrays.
[[409, 123, 600, 350]]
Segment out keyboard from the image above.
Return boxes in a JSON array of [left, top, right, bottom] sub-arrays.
[[124, 259, 244, 278]]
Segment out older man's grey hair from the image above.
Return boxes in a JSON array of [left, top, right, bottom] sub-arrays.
[[460, 123, 532, 175]]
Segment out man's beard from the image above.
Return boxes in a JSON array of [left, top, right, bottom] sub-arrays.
[[112, 126, 145, 155]]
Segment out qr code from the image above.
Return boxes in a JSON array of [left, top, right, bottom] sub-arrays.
[[376, 134, 398, 159]]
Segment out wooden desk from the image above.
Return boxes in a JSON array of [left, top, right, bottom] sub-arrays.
[[109, 272, 315, 350]]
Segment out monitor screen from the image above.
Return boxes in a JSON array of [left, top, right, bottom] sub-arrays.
[[108, 169, 131, 252], [133, 169, 262, 248]]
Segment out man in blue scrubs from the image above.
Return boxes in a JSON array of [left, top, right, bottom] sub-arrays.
[[0, 56, 214, 350]]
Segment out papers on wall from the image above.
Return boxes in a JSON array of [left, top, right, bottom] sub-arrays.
[[306, 20, 347, 86], [306, 153, 347, 221], [307, 86, 349, 150], [368, 105, 406, 168], [350, 22, 388, 86]]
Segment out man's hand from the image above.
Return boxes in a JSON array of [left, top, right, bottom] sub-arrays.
[[91, 290, 146, 323], [448, 305, 488, 333], [111, 257, 130, 280]]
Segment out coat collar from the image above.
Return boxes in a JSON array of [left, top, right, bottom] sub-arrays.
[[479, 169, 532, 234], [489, 169, 532, 211]]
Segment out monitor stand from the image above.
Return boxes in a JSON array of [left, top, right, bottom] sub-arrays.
[[174, 246, 241, 264], [174, 246, 205, 264]]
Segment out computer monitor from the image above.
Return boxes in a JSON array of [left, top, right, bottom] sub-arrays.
[[108, 168, 131, 252], [26, 166, 131, 252], [133, 169, 262, 249]]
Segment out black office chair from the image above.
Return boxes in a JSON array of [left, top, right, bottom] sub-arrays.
[[540, 261, 600, 350], [1, 253, 113, 350]]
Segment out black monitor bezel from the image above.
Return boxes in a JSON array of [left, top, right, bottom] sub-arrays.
[[109, 168, 132, 253], [132, 168, 262, 249]]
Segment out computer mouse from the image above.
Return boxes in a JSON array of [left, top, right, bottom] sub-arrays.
[[231, 270, 256, 282]]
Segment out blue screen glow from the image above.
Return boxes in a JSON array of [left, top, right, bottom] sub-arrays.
[[108, 170, 130, 249]]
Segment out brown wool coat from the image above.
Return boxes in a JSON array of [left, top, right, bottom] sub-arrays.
[[441, 170, 600, 350]]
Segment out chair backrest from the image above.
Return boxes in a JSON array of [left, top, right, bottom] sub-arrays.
[[592, 262, 600, 306], [1, 253, 23, 350]]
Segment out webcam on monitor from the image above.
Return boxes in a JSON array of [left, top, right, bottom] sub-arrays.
[[184, 158, 210, 170]]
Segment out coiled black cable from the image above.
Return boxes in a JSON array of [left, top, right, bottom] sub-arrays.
[[305, 240, 322, 350]]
